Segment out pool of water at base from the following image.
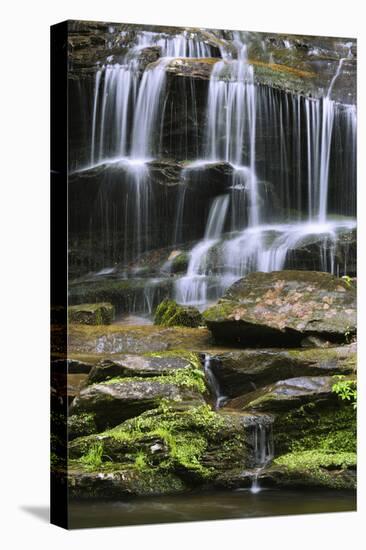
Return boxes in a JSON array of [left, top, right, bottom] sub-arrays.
[[68, 489, 356, 529]]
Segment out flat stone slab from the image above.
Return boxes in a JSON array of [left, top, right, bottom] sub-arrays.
[[225, 375, 345, 412], [204, 271, 356, 347]]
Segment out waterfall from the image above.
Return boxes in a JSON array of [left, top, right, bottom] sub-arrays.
[[71, 29, 356, 314], [203, 354, 226, 410], [175, 195, 229, 306], [130, 58, 170, 160], [206, 41, 259, 227], [250, 421, 274, 494]]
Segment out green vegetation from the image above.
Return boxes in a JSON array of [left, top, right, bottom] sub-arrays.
[[154, 299, 203, 328], [101, 367, 206, 394], [332, 375, 357, 409], [72, 403, 242, 481], [79, 443, 104, 469]]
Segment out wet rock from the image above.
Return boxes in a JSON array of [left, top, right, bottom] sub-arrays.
[[68, 302, 115, 325], [154, 299, 203, 328], [69, 405, 252, 487], [264, 452, 356, 490], [68, 324, 212, 355], [211, 344, 356, 397], [68, 277, 173, 315], [166, 57, 217, 80], [68, 467, 187, 498], [226, 375, 343, 412], [204, 271, 356, 346], [69, 379, 205, 430], [88, 353, 200, 383]]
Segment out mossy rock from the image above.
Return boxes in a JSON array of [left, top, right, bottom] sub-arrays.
[[155, 299, 203, 328], [203, 271, 356, 347], [68, 466, 187, 499], [68, 302, 115, 325], [210, 344, 356, 398], [70, 365, 207, 430], [266, 450, 356, 490], [69, 404, 250, 489], [87, 351, 202, 383]]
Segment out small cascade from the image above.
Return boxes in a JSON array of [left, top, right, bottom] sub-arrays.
[[203, 354, 226, 410], [250, 420, 274, 494], [175, 195, 229, 306], [206, 40, 259, 228], [130, 57, 170, 160]]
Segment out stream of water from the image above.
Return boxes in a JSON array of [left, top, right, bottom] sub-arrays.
[[69, 489, 356, 528]]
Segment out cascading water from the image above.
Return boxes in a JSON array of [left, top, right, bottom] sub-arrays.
[[203, 354, 227, 410], [173, 44, 356, 309], [70, 29, 356, 315], [250, 420, 274, 494], [175, 194, 230, 306]]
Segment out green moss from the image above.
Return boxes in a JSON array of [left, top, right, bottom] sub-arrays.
[[75, 404, 231, 481], [154, 299, 203, 328], [170, 252, 189, 273], [202, 300, 233, 321], [274, 401, 356, 455], [79, 443, 104, 469], [100, 358, 207, 395], [273, 450, 356, 489]]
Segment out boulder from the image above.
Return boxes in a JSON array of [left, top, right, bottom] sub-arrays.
[[88, 353, 199, 383], [203, 271, 356, 346], [69, 404, 252, 488], [69, 378, 206, 430], [210, 344, 356, 397], [68, 302, 115, 325], [68, 324, 212, 355], [225, 375, 342, 412], [154, 299, 203, 328], [68, 467, 187, 499]]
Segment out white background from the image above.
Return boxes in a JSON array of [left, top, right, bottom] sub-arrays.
[[1, 0, 365, 547]]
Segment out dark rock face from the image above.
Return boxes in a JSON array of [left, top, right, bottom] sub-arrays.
[[88, 354, 197, 383], [226, 375, 339, 412], [204, 271, 356, 346], [68, 413, 97, 440], [211, 344, 356, 397], [68, 302, 115, 325], [69, 379, 205, 430]]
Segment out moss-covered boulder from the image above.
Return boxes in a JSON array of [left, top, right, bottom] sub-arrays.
[[88, 352, 201, 384], [69, 365, 207, 430], [225, 375, 345, 412], [68, 302, 115, 325], [265, 398, 357, 489], [210, 344, 356, 398], [68, 404, 252, 495], [155, 299, 203, 328], [203, 271, 356, 346]]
